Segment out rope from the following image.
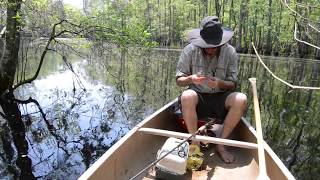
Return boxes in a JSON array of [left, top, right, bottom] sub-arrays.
[[129, 119, 216, 180], [251, 42, 320, 90]]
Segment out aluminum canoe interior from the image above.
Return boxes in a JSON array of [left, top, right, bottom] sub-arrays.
[[79, 99, 295, 180]]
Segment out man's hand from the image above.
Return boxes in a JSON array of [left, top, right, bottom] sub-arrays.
[[207, 77, 221, 88], [207, 77, 236, 90], [191, 74, 207, 85]]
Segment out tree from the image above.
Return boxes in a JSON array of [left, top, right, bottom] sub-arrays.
[[265, 0, 272, 55], [0, 0, 36, 179]]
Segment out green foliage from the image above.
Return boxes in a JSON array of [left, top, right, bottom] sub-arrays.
[[2, 0, 320, 56], [22, 0, 62, 36]]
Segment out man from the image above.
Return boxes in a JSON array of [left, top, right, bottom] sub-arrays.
[[176, 16, 247, 164]]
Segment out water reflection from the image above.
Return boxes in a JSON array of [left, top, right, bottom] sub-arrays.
[[1, 46, 319, 179], [237, 55, 320, 179], [12, 52, 167, 178]]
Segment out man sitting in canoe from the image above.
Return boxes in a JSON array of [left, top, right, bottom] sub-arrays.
[[175, 16, 247, 164]]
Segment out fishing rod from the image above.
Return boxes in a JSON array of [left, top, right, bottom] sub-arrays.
[[129, 118, 216, 180]]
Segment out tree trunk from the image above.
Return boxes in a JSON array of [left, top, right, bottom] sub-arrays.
[[214, 0, 220, 18], [0, 0, 21, 93], [221, 0, 225, 22], [228, 0, 234, 28], [168, 0, 172, 46], [258, 26, 262, 52], [315, 17, 320, 60], [203, 0, 208, 17], [0, 93, 36, 179], [296, 2, 308, 58], [0, 1, 36, 179], [242, 0, 248, 53], [145, 0, 151, 28], [56, 0, 66, 20], [265, 0, 272, 55], [249, 5, 258, 54], [157, 0, 161, 43], [273, 2, 283, 56], [297, 23, 307, 58], [236, 0, 246, 52], [209, 0, 212, 16]]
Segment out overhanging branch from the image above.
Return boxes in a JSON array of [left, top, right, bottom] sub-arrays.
[[12, 20, 67, 90]]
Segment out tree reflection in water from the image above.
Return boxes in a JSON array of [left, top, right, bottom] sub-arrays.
[[0, 47, 319, 179]]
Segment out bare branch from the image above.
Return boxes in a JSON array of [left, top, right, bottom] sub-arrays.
[[53, 39, 86, 58], [281, 0, 320, 24], [251, 42, 320, 90], [294, 23, 320, 50], [308, 23, 320, 33], [12, 20, 66, 90], [62, 56, 86, 91], [11, 18, 116, 91]]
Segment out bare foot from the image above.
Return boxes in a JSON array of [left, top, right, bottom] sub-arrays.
[[216, 145, 234, 163]]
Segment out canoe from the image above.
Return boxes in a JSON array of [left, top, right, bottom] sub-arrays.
[[79, 99, 295, 180]]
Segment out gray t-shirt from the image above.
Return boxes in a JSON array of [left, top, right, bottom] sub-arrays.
[[176, 43, 238, 93]]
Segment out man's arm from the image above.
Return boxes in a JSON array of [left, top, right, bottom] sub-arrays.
[[206, 77, 235, 90], [176, 75, 207, 87], [176, 76, 192, 87], [216, 78, 236, 90]]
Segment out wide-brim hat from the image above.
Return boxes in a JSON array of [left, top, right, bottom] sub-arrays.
[[188, 16, 234, 48]]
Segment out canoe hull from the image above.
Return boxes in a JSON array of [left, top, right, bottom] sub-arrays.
[[79, 99, 295, 180]]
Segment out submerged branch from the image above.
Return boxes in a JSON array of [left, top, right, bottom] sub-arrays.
[[13, 97, 82, 156], [13, 97, 53, 130]]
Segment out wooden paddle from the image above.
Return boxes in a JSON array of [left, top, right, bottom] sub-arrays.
[[249, 78, 270, 180]]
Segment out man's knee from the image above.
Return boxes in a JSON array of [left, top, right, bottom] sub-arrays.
[[236, 93, 247, 112], [227, 92, 247, 110], [180, 90, 198, 106]]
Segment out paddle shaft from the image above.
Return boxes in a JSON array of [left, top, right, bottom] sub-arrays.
[[249, 78, 270, 180]]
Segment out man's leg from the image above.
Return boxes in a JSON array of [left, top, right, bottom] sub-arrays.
[[217, 92, 247, 163], [180, 89, 199, 145]]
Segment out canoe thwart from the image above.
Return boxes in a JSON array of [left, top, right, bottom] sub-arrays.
[[139, 128, 258, 149]]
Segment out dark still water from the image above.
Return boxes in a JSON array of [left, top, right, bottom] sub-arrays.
[[1, 46, 320, 179]]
